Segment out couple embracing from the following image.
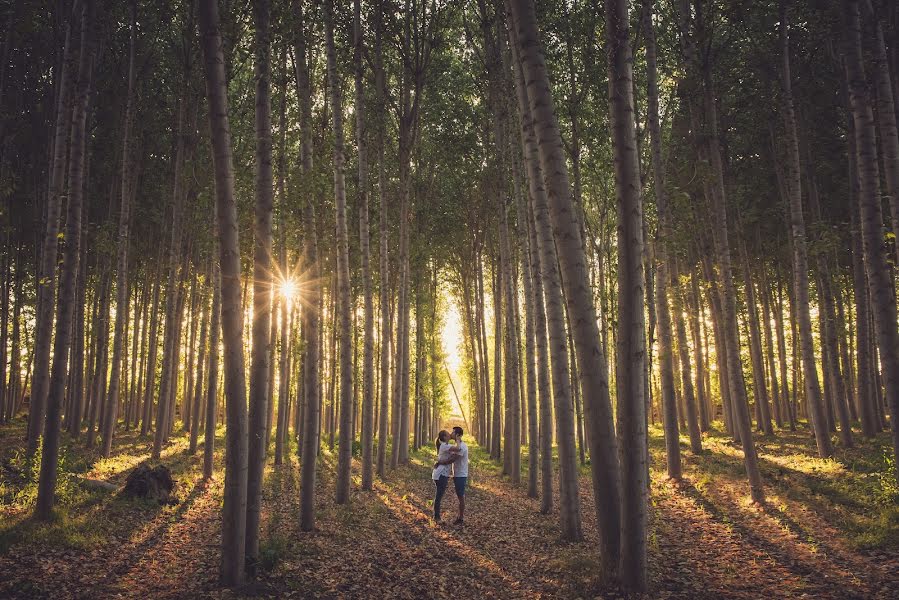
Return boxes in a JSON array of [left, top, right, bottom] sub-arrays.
[[432, 426, 469, 526]]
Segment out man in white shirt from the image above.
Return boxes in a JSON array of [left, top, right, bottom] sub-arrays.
[[434, 426, 469, 525]]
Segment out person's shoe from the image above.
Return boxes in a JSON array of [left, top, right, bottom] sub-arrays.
[[453, 517, 463, 526]]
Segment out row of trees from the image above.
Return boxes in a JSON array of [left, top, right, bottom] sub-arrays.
[[1, 0, 897, 593]]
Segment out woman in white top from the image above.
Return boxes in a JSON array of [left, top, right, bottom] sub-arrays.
[[432, 430, 457, 522]]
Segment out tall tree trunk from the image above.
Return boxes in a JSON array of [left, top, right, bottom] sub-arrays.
[[865, 0, 899, 267], [27, 0, 78, 458], [324, 0, 355, 505], [607, 0, 647, 588], [491, 257, 502, 461], [740, 244, 774, 436], [679, 0, 763, 500], [689, 270, 711, 431], [354, 0, 375, 492], [374, 0, 390, 478], [780, 1, 832, 457], [759, 267, 783, 428], [36, 0, 90, 519], [507, 0, 587, 544], [245, 0, 274, 576], [204, 258, 221, 480], [86, 265, 110, 448], [152, 95, 187, 459], [198, 0, 250, 585], [189, 276, 209, 455], [102, 4, 136, 456], [141, 265, 162, 435], [845, 0, 899, 483], [848, 114, 878, 437], [643, 0, 680, 481], [296, 0, 320, 532]]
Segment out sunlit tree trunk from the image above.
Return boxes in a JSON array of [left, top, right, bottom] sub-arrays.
[[324, 0, 355, 505], [198, 0, 250, 585], [141, 268, 161, 436], [295, 0, 320, 531], [773, 274, 795, 430], [86, 267, 110, 448], [245, 0, 274, 576], [848, 117, 878, 437], [677, 0, 763, 500], [374, 0, 390, 478], [845, 0, 899, 483], [204, 259, 221, 480], [808, 176, 853, 446], [102, 6, 135, 456], [491, 256, 502, 461], [152, 94, 187, 459], [689, 270, 711, 431], [354, 0, 375, 492], [643, 0, 680, 480], [740, 244, 773, 436], [189, 276, 209, 455]]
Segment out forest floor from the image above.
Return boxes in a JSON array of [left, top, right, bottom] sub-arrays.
[[0, 414, 897, 599]]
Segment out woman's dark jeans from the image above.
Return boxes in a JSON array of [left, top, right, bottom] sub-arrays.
[[434, 475, 449, 520]]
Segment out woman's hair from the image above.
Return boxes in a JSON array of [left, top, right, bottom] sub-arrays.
[[435, 429, 449, 452]]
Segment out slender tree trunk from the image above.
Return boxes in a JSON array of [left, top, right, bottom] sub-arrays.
[[323, 0, 355, 505], [489, 258, 502, 461], [507, 0, 585, 542], [848, 116, 878, 437], [780, 2, 832, 457], [190, 277, 209, 455], [204, 258, 221, 480], [141, 266, 162, 435], [27, 0, 78, 458], [102, 5, 136, 456], [689, 270, 710, 431], [845, 0, 899, 482], [606, 0, 648, 587], [643, 0, 680, 481], [36, 0, 90, 519], [152, 94, 187, 459], [740, 245, 774, 436], [245, 0, 274, 576], [199, 0, 249, 585], [86, 266, 110, 448], [374, 0, 390, 478], [865, 0, 899, 267], [354, 0, 375, 492], [296, 0, 320, 532]]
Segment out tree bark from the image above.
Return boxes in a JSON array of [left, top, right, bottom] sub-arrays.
[[198, 0, 250, 585], [509, 0, 603, 546], [607, 0, 648, 588], [26, 0, 78, 458], [204, 258, 221, 480], [245, 0, 274, 576], [35, 0, 91, 518], [324, 0, 355, 505], [102, 4, 136, 457], [643, 0, 681, 481], [780, 1, 832, 457], [845, 0, 899, 483]]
